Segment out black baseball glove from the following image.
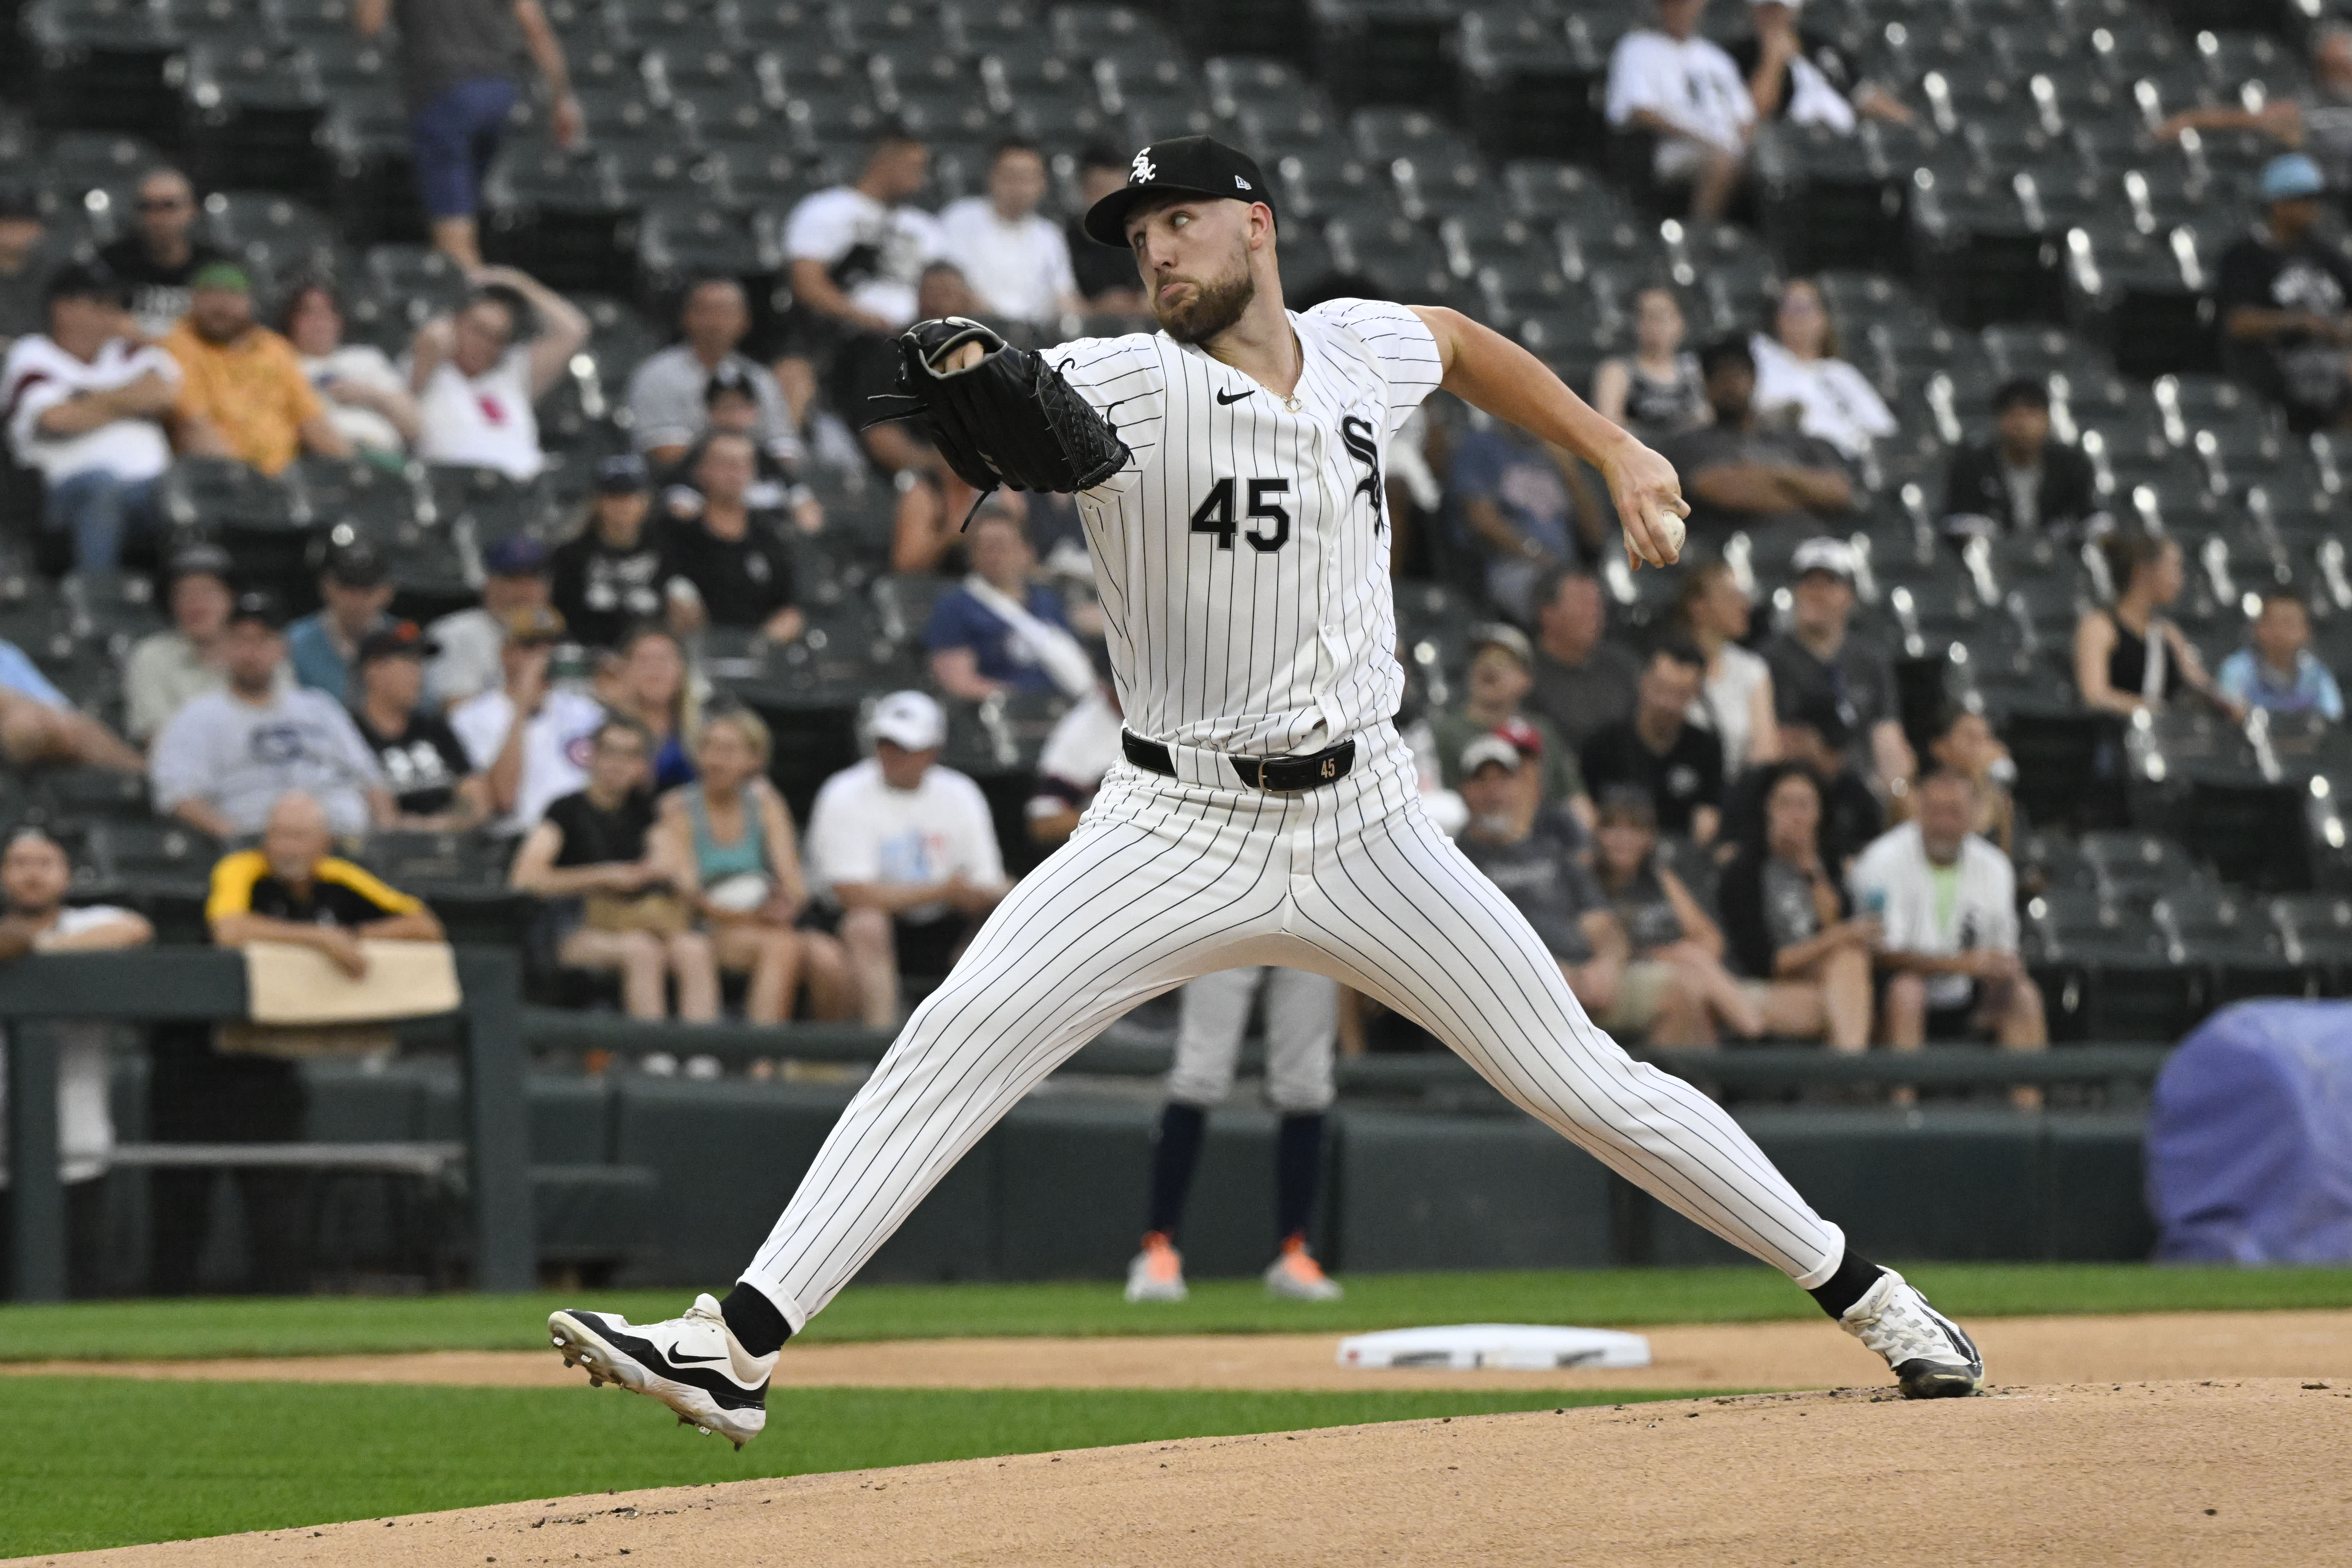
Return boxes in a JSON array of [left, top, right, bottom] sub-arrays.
[[861, 318, 1131, 500]]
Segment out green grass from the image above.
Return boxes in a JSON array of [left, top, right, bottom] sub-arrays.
[[3, 1263, 2351, 1363], [0, 1379, 1690, 1557]]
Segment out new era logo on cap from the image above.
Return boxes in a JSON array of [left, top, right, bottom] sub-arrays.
[[1235, 175, 1250, 189]]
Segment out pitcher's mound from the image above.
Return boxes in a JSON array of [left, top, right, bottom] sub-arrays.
[[24, 1379, 2349, 1567]]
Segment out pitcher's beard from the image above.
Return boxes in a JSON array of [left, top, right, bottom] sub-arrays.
[[1155, 266, 1256, 344]]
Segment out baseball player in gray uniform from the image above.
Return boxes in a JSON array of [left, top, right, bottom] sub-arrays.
[[550, 135, 1984, 1447]]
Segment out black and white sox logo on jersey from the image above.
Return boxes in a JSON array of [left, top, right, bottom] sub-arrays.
[[1189, 476, 1290, 553], [1340, 415, 1382, 529]]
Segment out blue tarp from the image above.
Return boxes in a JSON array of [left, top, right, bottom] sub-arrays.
[[2147, 1000, 2352, 1264]]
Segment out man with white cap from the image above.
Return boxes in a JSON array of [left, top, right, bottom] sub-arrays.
[[1761, 538, 1914, 794], [803, 691, 1009, 1028], [1726, 0, 1910, 135], [2217, 153, 2352, 434]]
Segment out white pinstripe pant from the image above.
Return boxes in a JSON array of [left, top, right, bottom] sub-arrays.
[[744, 727, 1845, 1330]]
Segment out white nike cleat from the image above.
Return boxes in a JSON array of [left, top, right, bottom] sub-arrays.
[[548, 1292, 777, 1448], [1839, 1268, 1985, 1399], [1125, 1232, 1188, 1302]]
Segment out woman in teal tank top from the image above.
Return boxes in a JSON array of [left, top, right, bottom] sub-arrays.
[[657, 707, 854, 1024]]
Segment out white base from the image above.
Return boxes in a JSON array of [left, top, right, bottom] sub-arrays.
[[1336, 1323, 1652, 1372]]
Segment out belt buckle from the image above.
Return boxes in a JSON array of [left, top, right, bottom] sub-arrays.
[[1254, 752, 1342, 796]]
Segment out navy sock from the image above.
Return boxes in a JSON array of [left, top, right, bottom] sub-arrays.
[[720, 1282, 792, 1358], [1806, 1249, 1885, 1320], [1274, 1112, 1326, 1248], [1146, 1101, 1208, 1240]]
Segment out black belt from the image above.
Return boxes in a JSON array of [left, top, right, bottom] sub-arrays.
[[1122, 731, 1357, 793]]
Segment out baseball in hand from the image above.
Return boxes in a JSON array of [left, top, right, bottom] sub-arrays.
[[1656, 513, 1686, 559]]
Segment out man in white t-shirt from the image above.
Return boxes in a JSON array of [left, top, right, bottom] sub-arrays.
[[408, 264, 588, 480], [939, 139, 1081, 332], [804, 690, 1007, 1027], [0, 827, 153, 1292], [1, 263, 179, 571], [1605, 0, 1756, 219], [449, 605, 604, 833], [783, 131, 946, 337]]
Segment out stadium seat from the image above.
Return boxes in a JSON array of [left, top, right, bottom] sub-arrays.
[[287, 455, 423, 537]]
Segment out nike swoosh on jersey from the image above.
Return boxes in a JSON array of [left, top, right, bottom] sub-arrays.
[[1214, 387, 1253, 404]]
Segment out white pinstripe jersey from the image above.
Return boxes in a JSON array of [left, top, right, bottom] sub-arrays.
[[1043, 297, 1443, 757]]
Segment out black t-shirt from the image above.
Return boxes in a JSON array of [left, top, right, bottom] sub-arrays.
[[1659, 421, 1852, 539], [1724, 29, 1866, 121], [543, 788, 655, 867], [2216, 231, 2352, 418], [1760, 630, 1900, 774], [1067, 215, 1138, 302], [390, 0, 522, 108], [1457, 827, 1610, 965], [352, 708, 473, 816], [551, 524, 671, 649], [96, 236, 228, 335], [1579, 719, 1726, 837], [663, 509, 797, 629]]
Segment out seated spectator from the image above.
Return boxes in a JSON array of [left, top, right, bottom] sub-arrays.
[[784, 128, 943, 340], [155, 791, 429, 1294], [1887, 704, 2015, 856], [1453, 733, 1632, 1022], [124, 545, 289, 744], [552, 455, 668, 650], [349, 621, 489, 830], [601, 624, 697, 791], [1663, 338, 1855, 544], [1674, 558, 1780, 778], [2075, 532, 2243, 721], [1592, 286, 1708, 437], [96, 166, 225, 338], [1413, 623, 1587, 816], [1580, 640, 1725, 844], [1852, 769, 2045, 1067], [1066, 145, 1147, 313], [1760, 537, 1914, 790], [1590, 787, 1775, 1044], [662, 431, 803, 641], [0, 186, 55, 357], [668, 366, 823, 531], [1750, 278, 1896, 459], [286, 538, 395, 698], [1027, 650, 1123, 847], [0, 636, 143, 774], [1941, 378, 2101, 538], [657, 706, 854, 1024], [924, 509, 1090, 700], [804, 691, 1008, 1028], [2218, 591, 2345, 723], [0, 827, 152, 1294], [1528, 566, 1644, 753], [2216, 155, 2352, 435], [407, 266, 587, 480], [1448, 413, 1604, 621], [626, 277, 803, 473], [283, 280, 419, 460], [839, 260, 985, 481], [3, 262, 179, 572], [2157, 25, 2352, 190], [1767, 693, 1886, 870], [166, 262, 352, 475], [1729, 0, 1910, 133], [1605, 0, 1754, 220], [1716, 764, 1874, 1050], [449, 605, 605, 834], [151, 592, 393, 838], [939, 138, 1081, 331], [428, 535, 552, 708], [510, 715, 715, 1024]]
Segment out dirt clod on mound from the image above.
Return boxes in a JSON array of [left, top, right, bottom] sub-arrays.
[[17, 1379, 2348, 1567]]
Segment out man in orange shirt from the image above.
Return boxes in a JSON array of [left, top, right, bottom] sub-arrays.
[[166, 262, 350, 474]]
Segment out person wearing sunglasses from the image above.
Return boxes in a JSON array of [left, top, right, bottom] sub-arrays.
[[96, 167, 226, 339]]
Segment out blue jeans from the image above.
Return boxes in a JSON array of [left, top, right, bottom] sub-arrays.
[[44, 469, 159, 572], [410, 75, 519, 219]]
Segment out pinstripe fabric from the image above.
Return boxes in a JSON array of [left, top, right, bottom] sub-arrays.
[[744, 733, 1844, 1328]]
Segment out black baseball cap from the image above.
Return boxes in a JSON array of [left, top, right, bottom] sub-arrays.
[[321, 538, 389, 589], [45, 261, 123, 306], [165, 542, 235, 586], [227, 589, 285, 632], [1081, 135, 1276, 247], [703, 362, 758, 405], [595, 452, 649, 494], [356, 619, 439, 665]]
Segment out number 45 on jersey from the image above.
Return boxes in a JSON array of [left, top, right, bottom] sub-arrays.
[[1189, 477, 1291, 553]]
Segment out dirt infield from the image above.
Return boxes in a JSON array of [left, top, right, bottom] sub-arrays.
[[6, 1309, 2349, 1392], [15, 1379, 2348, 1567]]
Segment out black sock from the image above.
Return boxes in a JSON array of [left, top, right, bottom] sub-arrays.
[[1274, 1112, 1326, 1249], [1146, 1102, 1208, 1241], [720, 1282, 792, 1358], [1806, 1249, 1885, 1320]]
